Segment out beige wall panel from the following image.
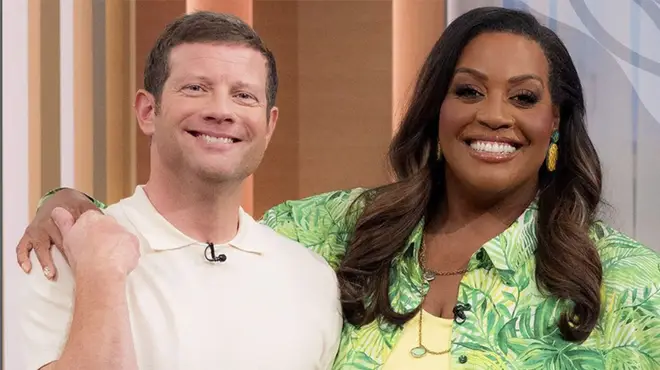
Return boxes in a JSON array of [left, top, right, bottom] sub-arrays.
[[297, 1, 392, 198], [74, 0, 94, 195], [187, 0, 253, 24], [105, 0, 134, 204], [28, 0, 61, 214], [252, 1, 299, 217], [28, 0, 42, 214], [392, 0, 445, 131]]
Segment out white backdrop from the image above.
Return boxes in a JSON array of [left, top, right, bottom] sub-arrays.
[[3, 0, 30, 369]]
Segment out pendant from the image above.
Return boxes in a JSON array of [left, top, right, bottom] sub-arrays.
[[410, 346, 427, 358], [422, 270, 436, 282]]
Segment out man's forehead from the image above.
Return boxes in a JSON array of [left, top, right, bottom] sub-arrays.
[[167, 43, 266, 79], [169, 42, 264, 65]]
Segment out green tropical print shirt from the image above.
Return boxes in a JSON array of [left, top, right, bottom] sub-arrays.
[[44, 187, 660, 369], [260, 188, 660, 370]]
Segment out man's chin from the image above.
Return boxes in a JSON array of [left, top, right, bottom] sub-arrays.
[[191, 165, 251, 184]]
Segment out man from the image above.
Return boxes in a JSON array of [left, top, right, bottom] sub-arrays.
[[20, 11, 341, 370]]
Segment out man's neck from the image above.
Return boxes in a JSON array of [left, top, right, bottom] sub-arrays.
[[142, 172, 243, 245]]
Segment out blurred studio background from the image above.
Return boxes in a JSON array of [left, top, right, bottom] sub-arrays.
[[2, 0, 659, 368]]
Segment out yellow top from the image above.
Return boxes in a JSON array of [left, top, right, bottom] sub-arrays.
[[382, 310, 453, 370]]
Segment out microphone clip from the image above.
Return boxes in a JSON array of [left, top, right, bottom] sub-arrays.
[[204, 242, 227, 263]]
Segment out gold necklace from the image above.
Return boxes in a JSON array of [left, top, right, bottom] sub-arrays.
[[419, 239, 469, 281], [410, 308, 451, 358], [410, 238, 467, 358]]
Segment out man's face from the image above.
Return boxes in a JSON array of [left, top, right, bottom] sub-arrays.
[[137, 42, 278, 184]]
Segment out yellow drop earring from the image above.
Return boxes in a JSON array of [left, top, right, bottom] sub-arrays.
[[546, 131, 559, 172]]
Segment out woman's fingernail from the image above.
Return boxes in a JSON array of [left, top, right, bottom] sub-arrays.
[[43, 267, 53, 278], [21, 262, 31, 273]]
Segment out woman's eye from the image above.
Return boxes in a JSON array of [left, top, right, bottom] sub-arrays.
[[454, 85, 482, 99], [512, 91, 539, 106]]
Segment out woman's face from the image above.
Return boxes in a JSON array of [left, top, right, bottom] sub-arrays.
[[438, 32, 558, 197]]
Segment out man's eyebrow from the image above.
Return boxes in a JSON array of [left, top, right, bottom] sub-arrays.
[[173, 74, 213, 85], [233, 81, 259, 90]]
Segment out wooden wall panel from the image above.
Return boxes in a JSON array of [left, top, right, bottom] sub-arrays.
[[73, 0, 94, 196], [253, 1, 299, 217], [187, 0, 253, 24], [105, 0, 134, 204], [393, 0, 446, 131], [28, 0, 61, 214], [92, 0, 107, 202], [297, 1, 393, 198]]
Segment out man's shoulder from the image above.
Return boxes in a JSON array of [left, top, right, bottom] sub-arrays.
[[101, 198, 136, 230], [103, 200, 124, 215], [250, 221, 339, 298], [100, 188, 150, 225]]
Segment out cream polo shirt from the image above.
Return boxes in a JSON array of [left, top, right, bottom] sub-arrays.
[[21, 186, 343, 370]]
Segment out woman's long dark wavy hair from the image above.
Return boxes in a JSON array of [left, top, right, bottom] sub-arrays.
[[337, 7, 603, 342]]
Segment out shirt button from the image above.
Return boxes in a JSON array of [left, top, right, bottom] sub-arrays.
[[459, 355, 468, 364]]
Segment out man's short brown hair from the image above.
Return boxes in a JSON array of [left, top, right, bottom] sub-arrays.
[[144, 11, 278, 110]]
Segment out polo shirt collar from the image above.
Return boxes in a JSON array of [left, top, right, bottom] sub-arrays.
[[118, 186, 262, 254]]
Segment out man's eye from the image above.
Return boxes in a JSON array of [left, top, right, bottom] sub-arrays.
[[185, 85, 203, 92]]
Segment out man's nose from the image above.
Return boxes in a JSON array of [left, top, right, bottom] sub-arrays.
[[201, 94, 236, 123]]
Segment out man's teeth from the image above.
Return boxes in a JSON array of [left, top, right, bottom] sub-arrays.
[[200, 134, 234, 144], [470, 141, 517, 154]]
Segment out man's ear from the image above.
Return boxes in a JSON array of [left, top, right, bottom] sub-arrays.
[[264, 106, 279, 145], [135, 90, 157, 136]]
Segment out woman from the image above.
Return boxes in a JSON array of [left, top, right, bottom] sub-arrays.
[[18, 7, 660, 369]]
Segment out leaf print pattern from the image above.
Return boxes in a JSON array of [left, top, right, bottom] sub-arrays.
[[260, 189, 364, 270], [45, 187, 660, 369], [261, 189, 660, 369]]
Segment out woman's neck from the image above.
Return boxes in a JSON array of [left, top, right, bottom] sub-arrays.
[[428, 170, 537, 236]]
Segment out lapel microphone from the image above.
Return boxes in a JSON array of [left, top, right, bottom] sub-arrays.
[[453, 302, 471, 324], [204, 242, 227, 263]]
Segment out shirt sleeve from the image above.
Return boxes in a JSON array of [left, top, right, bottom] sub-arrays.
[[259, 188, 366, 270], [38, 188, 107, 210], [594, 226, 660, 368], [319, 298, 343, 370], [308, 250, 343, 370], [20, 248, 75, 370]]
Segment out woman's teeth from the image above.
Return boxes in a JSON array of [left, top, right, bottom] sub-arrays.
[[469, 140, 517, 154]]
